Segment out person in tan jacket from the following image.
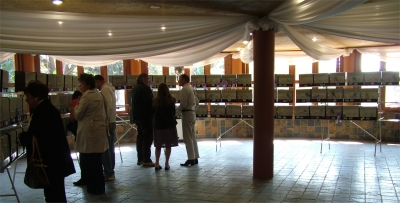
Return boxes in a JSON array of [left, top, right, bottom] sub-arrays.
[[73, 73, 108, 195]]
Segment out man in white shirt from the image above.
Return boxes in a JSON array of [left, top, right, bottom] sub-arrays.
[[95, 75, 117, 181], [176, 74, 199, 166]]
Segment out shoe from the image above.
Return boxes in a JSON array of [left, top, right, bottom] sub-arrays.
[[155, 165, 162, 171], [180, 160, 195, 166], [165, 165, 170, 171], [142, 161, 156, 167], [194, 158, 198, 165], [104, 174, 115, 181], [137, 161, 143, 165], [73, 179, 87, 186]]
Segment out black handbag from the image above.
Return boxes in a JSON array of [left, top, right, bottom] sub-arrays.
[[24, 136, 50, 189]]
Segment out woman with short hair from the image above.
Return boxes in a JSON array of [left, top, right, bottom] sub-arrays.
[[73, 73, 108, 195]]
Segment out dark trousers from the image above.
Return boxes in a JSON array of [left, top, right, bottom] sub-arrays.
[[43, 176, 66, 202], [136, 119, 153, 163], [80, 153, 105, 194]]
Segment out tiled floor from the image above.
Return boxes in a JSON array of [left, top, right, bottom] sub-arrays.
[[1, 138, 399, 202]]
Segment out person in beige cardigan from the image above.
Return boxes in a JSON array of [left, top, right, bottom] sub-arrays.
[[72, 73, 108, 195]]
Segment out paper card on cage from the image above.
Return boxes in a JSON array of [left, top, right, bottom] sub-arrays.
[[347, 72, 364, 85], [311, 89, 327, 102], [206, 90, 221, 102], [111, 75, 127, 90], [310, 106, 325, 119], [325, 106, 342, 119], [277, 90, 293, 102], [47, 74, 57, 91], [221, 74, 237, 87], [191, 75, 206, 87], [221, 90, 237, 102], [151, 75, 165, 88], [342, 106, 359, 120], [225, 105, 241, 118], [237, 89, 252, 102], [329, 72, 346, 86], [210, 105, 225, 118], [277, 74, 294, 87], [296, 89, 311, 102], [205, 75, 221, 87], [64, 75, 73, 90], [170, 90, 181, 103], [196, 90, 206, 102], [299, 74, 313, 87], [381, 71, 399, 85], [295, 106, 310, 119], [195, 105, 208, 117], [327, 89, 343, 102], [359, 107, 377, 120], [126, 75, 138, 89], [165, 75, 177, 88], [364, 72, 381, 85], [360, 88, 379, 102], [276, 106, 292, 119], [313, 73, 329, 86], [237, 74, 252, 87], [343, 89, 361, 102], [242, 105, 254, 118]]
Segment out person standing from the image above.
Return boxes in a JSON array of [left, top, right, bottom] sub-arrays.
[[19, 81, 75, 202], [176, 74, 199, 166], [73, 73, 108, 195], [130, 73, 155, 167], [153, 83, 179, 171], [94, 75, 117, 181]]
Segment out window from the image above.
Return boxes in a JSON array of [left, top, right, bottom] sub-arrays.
[[210, 58, 224, 74], [275, 59, 289, 74], [0, 57, 15, 92], [318, 59, 336, 73], [40, 55, 56, 74], [63, 63, 78, 76], [295, 60, 312, 80], [361, 54, 380, 72], [148, 63, 162, 75], [190, 66, 204, 75], [385, 58, 400, 108], [83, 66, 100, 75], [107, 60, 123, 75], [0, 57, 15, 83]]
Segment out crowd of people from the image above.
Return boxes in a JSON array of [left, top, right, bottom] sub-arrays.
[[19, 73, 200, 202]]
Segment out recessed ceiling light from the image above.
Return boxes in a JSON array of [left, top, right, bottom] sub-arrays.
[[52, 0, 62, 5], [58, 21, 63, 25], [108, 32, 112, 36], [249, 33, 253, 36], [161, 26, 166, 30], [312, 36, 317, 42], [243, 40, 249, 44], [150, 5, 161, 9]]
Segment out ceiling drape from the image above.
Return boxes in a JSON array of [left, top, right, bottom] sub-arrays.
[[0, 0, 399, 66]]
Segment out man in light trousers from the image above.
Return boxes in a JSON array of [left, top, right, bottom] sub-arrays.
[[176, 74, 199, 166], [95, 75, 117, 181]]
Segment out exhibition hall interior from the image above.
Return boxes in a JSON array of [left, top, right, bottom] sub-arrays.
[[0, 0, 399, 202]]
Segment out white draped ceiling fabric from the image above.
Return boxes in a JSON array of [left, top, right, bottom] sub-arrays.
[[0, 0, 399, 66]]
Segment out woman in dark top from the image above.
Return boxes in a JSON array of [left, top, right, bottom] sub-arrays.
[[19, 81, 75, 202], [153, 83, 178, 171]]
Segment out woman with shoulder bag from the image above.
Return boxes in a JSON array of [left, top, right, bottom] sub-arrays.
[[19, 81, 75, 202]]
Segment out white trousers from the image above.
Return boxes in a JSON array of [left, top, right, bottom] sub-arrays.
[[181, 111, 199, 160]]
